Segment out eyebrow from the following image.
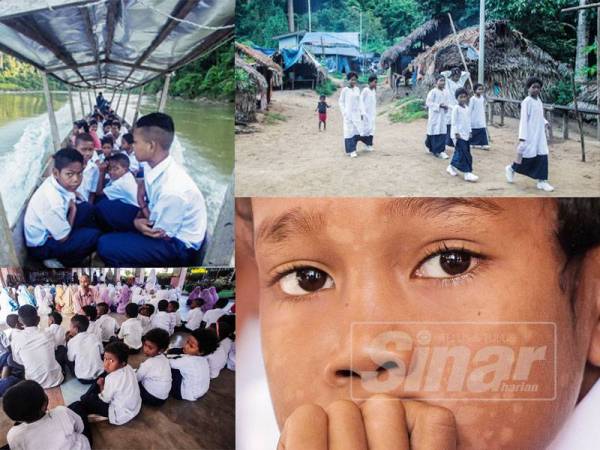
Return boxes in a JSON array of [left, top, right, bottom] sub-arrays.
[[255, 207, 326, 247]]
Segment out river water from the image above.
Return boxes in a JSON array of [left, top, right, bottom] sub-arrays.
[[0, 92, 233, 231]]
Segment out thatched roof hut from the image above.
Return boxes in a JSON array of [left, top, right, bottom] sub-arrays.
[[235, 54, 268, 124], [236, 41, 283, 105], [412, 20, 567, 107]]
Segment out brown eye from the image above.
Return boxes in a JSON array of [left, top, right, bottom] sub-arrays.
[[279, 267, 334, 296], [439, 252, 472, 275], [416, 250, 478, 279]]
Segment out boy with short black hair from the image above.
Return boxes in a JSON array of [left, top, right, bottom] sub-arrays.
[[151, 299, 174, 335], [66, 314, 104, 384], [95, 302, 118, 344], [75, 133, 100, 204], [136, 328, 172, 405], [118, 303, 143, 353], [120, 133, 140, 175]]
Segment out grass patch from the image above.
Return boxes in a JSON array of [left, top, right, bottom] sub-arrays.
[[0, 82, 23, 91], [264, 111, 287, 124], [388, 96, 427, 123], [315, 78, 338, 97]]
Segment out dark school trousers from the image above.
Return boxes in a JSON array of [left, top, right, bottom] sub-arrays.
[[95, 198, 140, 232], [139, 382, 167, 406]]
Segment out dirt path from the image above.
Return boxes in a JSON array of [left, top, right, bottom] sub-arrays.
[[235, 89, 600, 197]]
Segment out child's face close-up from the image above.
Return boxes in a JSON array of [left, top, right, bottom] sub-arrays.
[[458, 93, 468, 105], [102, 144, 113, 157], [108, 162, 127, 181], [76, 141, 95, 164], [132, 128, 154, 162], [53, 162, 83, 192], [246, 198, 600, 450], [529, 83, 541, 98], [143, 340, 160, 357], [183, 335, 200, 355], [436, 78, 445, 90], [103, 351, 124, 373]]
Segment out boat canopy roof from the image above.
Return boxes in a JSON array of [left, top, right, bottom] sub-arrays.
[[0, 0, 234, 89]]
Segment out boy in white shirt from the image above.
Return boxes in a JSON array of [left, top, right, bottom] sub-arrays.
[[168, 300, 184, 333], [111, 120, 124, 149], [120, 133, 140, 176], [11, 305, 63, 388], [81, 305, 103, 343], [66, 314, 104, 383], [75, 133, 100, 204], [4, 380, 91, 450], [45, 311, 68, 373], [118, 303, 143, 353], [207, 320, 234, 379], [139, 304, 154, 334], [203, 298, 230, 328], [151, 300, 174, 335], [95, 302, 119, 344], [447, 88, 478, 182], [184, 298, 204, 331], [469, 82, 490, 150], [24, 148, 101, 266], [136, 328, 172, 406], [97, 112, 207, 267]]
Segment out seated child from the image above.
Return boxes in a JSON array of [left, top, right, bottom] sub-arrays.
[[207, 319, 234, 379], [100, 136, 114, 162], [97, 112, 207, 267], [118, 303, 143, 353], [81, 305, 103, 343], [89, 119, 101, 150], [3, 314, 22, 344], [24, 148, 101, 266], [66, 314, 104, 384], [74, 133, 100, 204], [45, 311, 67, 371], [120, 133, 140, 176], [184, 298, 204, 332], [11, 305, 63, 388], [136, 328, 172, 406], [203, 298, 229, 328], [139, 304, 154, 334], [95, 153, 140, 232], [167, 328, 217, 401], [69, 341, 141, 426], [3, 380, 91, 450], [95, 302, 118, 344], [102, 120, 112, 138], [150, 300, 173, 335], [111, 120, 123, 148], [168, 300, 184, 333]]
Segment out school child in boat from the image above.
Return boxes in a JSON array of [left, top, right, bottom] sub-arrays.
[[111, 120, 124, 148], [469, 83, 489, 150], [425, 75, 450, 159], [24, 148, 101, 267], [74, 133, 100, 204], [136, 328, 172, 406], [97, 113, 207, 267], [99, 136, 114, 162], [102, 120, 112, 138], [505, 77, 554, 192], [3, 380, 91, 450], [359, 75, 377, 152], [119, 133, 140, 176], [447, 88, 478, 182], [441, 67, 470, 148], [88, 119, 102, 150], [118, 303, 143, 354], [66, 314, 104, 384], [70, 120, 89, 147], [338, 72, 362, 158], [315, 95, 330, 131]]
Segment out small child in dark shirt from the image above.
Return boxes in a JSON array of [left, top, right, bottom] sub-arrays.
[[315, 95, 331, 131]]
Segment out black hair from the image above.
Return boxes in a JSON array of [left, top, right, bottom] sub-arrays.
[[103, 120, 112, 128], [75, 132, 94, 146], [135, 113, 175, 150], [6, 314, 19, 329], [473, 83, 484, 91], [319, 95, 326, 100], [142, 328, 170, 351], [101, 136, 114, 147], [145, 304, 155, 315], [215, 317, 235, 341], [3, 380, 47, 423], [526, 76, 543, 89], [108, 152, 130, 169], [346, 71, 358, 81], [18, 305, 38, 327], [455, 87, 468, 99], [214, 298, 228, 309], [125, 303, 138, 318], [75, 120, 89, 133], [157, 299, 169, 311], [451, 67, 461, 76], [168, 300, 179, 311], [82, 305, 97, 321], [368, 75, 378, 83], [111, 120, 121, 128], [48, 311, 63, 325], [53, 147, 84, 170], [191, 328, 219, 356], [435, 74, 445, 82], [104, 341, 129, 364], [89, 119, 98, 126], [122, 133, 134, 145], [71, 314, 89, 332], [96, 302, 109, 315]]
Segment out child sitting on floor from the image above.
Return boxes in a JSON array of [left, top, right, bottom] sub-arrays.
[[151, 300, 173, 335], [168, 300, 184, 333], [139, 304, 154, 334], [136, 328, 172, 406], [95, 302, 118, 344], [184, 298, 204, 332], [118, 303, 143, 353], [167, 328, 217, 401], [45, 311, 67, 372], [66, 314, 104, 384], [203, 298, 229, 328], [207, 318, 234, 379], [3, 380, 91, 450], [81, 305, 103, 343]]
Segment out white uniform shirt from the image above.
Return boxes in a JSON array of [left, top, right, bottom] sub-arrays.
[[11, 327, 63, 388], [185, 308, 204, 331], [136, 353, 172, 400], [6, 406, 90, 450], [104, 171, 139, 207], [95, 314, 118, 342], [518, 96, 549, 158], [76, 159, 99, 202], [67, 331, 104, 380], [426, 88, 449, 135], [169, 354, 210, 401], [144, 156, 207, 249], [24, 177, 76, 247], [338, 86, 362, 139], [359, 87, 377, 136], [469, 95, 487, 129], [99, 365, 142, 425], [442, 71, 470, 124], [118, 317, 143, 350], [122, 150, 140, 174], [207, 338, 232, 379], [140, 315, 152, 334], [150, 311, 173, 334], [87, 320, 103, 342], [451, 104, 472, 141], [170, 311, 182, 327], [203, 308, 227, 328], [45, 323, 66, 348]]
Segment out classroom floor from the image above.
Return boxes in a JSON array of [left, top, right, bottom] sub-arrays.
[[0, 309, 235, 450]]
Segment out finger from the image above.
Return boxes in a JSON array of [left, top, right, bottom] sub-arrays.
[[278, 404, 328, 450], [403, 400, 457, 450], [326, 400, 367, 450], [361, 394, 409, 450]]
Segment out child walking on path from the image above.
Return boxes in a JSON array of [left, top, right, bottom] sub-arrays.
[[315, 95, 330, 131], [359, 75, 377, 152], [425, 75, 450, 159], [338, 72, 362, 158], [448, 88, 478, 182], [469, 83, 490, 150]]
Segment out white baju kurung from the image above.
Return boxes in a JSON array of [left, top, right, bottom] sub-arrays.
[[425, 88, 449, 155], [338, 86, 362, 153], [359, 87, 377, 143], [469, 95, 489, 146], [518, 96, 549, 158]]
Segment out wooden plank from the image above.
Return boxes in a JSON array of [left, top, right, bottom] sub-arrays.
[[204, 178, 234, 267]]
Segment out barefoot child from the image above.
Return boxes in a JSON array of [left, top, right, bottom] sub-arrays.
[[425, 75, 450, 159], [315, 95, 330, 131], [136, 328, 172, 406], [338, 72, 362, 158], [469, 83, 490, 149], [505, 77, 554, 192], [448, 88, 478, 182], [359, 75, 377, 152]]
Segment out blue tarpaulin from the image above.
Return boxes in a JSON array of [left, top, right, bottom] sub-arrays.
[[251, 45, 276, 57], [281, 47, 305, 70]]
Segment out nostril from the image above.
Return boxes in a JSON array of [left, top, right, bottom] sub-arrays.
[[336, 369, 360, 378]]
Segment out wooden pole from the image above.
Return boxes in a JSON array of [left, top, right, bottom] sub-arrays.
[[447, 13, 474, 90], [123, 90, 131, 124], [132, 85, 145, 126], [158, 73, 172, 113], [572, 71, 586, 162], [67, 85, 76, 122], [42, 72, 61, 151]]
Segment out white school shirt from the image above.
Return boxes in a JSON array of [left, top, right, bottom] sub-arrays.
[[76, 159, 100, 202], [24, 176, 76, 247], [204, 308, 227, 328], [518, 96, 549, 158], [6, 405, 91, 450], [185, 308, 204, 331], [338, 86, 362, 139], [144, 156, 207, 250], [104, 171, 139, 207], [150, 311, 173, 334], [11, 326, 63, 388], [359, 87, 377, 137], [451, 104, 472, 141], [140, 315, 152, 334], [426, 88, 449, 136], [469, 95, 487, 129], [207, 338, 232, 379], [99, 365, 142, 425], [45, 323, 66, 348], [87, 320, 103, 342], [118, 317, 143, 350], [170, 311, 182, 327], [67, 331, 104, 380], [95, 314, 118, 342], [169, 354, 210, 401], [442, 70, 470, 124], [136, 353, 172, 400], [122, 150, 140, 174]]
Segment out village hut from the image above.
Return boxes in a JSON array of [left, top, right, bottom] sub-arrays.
[[278, 45, 328, 89], [235, 54, 268, 124], [235, 41, 283, 105]]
